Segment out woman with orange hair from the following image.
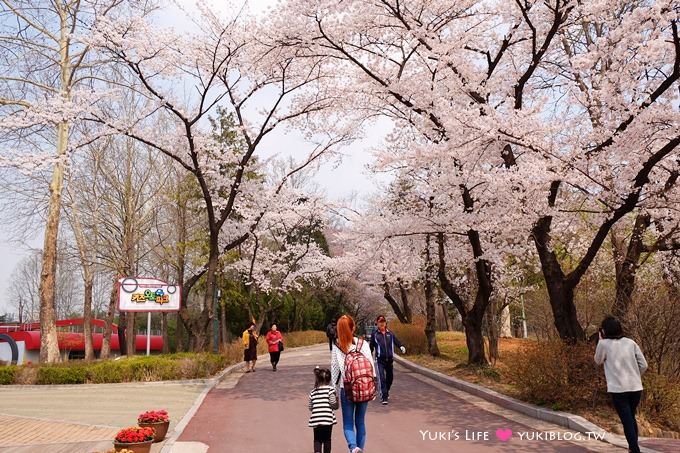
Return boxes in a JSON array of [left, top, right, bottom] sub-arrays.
[[330, 315, 376, 453]]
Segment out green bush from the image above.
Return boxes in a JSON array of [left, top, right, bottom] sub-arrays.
[[37, 365, 88, 385], [87, 360, 129, 383], [641, 372, 680, 431], [1, 332, 319, 385], [0, 366, 16, 384]]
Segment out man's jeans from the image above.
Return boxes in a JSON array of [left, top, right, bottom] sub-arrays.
[[376, 358, 394, 400]]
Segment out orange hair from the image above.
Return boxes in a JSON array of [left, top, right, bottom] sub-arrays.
[[336, 315, 356, 353]]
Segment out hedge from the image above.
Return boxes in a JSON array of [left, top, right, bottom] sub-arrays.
[[0, 353, 226, 385], [0, 330, 324, 385], [0, 366, 16, 385]]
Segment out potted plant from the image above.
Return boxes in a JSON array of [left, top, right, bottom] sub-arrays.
[[112, 426, 155, 453], [137, 409, 170, 442]]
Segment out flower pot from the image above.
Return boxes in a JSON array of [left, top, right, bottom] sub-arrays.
[[138, 420, 170, 442], [113, 439, 153, 453]]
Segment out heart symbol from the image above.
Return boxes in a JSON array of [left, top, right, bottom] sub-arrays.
[[495, 428, 512, 442]]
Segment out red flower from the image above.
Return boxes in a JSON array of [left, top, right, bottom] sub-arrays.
[[115, 426, 155, 443], [138, 409, 170, 424]]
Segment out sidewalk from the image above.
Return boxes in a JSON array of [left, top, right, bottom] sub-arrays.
[[3, 345, 676, 452], [0, 381, 206, 452], [177, 344, 632, 452]]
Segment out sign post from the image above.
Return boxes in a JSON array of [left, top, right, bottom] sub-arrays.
[[117, 277, 181, 356], [146, 312, 152, 356]]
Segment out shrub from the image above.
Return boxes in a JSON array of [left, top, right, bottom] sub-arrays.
[[2, 332, 319, 385], [128, 356, 178, 382], [37, 364, 88, 385], [505, 339, 605, 409], [389, 317, 429, 355], [221, 330, 325, 363], [279, 330, 326, 348], [13, 365, 37, 385], [87, 360, 128, 383], [0, 366, 16, 384], [641, 372, 680, 431]]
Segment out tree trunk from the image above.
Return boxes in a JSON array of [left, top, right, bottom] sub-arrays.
[[220, 299, 228, 348], [101, 280, 118, 359], [175, 312, 185, 352], [398, 279, 413, 323], [424, 234, 440, 356], [485, 298, 499, 363], [436, 232, 491, 365], [538, 252, 585, 341], [499, 304, 512, 338], [196, 236, 219, 352], [126, 312, 136, 356], [532, 184, 587, 342], [161, 312, 169, 354], [38, 121, 69, 364], [612, 213, 650, 320], [83, 275, 95, 361], [382, 278, 410, 324], [464, 315, 487, 366], [441, 303, 451, 331], [118, 311, 127, 356]]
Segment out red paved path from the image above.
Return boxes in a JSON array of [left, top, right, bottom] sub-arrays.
[[178, 346, 670, 452]]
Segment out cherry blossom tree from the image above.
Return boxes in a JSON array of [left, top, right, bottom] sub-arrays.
[[231, 181, 333, 330], [279, 0, 679, 348], [88, 4, 354, 349]]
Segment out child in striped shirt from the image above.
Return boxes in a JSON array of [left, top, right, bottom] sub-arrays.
[[308, 366, 338, 453]]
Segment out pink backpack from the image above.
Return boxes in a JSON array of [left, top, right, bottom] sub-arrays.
[[343, 339, 376, 402]]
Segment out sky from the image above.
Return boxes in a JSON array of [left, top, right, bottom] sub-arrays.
[[0, 0, 391, 315]]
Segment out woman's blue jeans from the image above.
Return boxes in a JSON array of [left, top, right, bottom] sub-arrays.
[[340, 388, 368, 450]]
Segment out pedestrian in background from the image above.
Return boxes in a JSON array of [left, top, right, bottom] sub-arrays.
[[326, 319, 337, 351], [595, 316, 647, 453], [369, 315, 406, 405], [266, 323, 284, 371], [242, 322, 259, 372]]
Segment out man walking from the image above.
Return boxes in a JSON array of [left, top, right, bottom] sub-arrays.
[[369, 315, 405, 405], [326, 319, 337, 351]]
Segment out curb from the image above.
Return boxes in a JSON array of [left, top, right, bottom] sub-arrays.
[[394, 354, 660, 453], [159, 343, 325, 453]]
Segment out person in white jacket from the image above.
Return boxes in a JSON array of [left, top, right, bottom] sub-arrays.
[[330, 315, 376, 453], [594, 316, 648, 453]]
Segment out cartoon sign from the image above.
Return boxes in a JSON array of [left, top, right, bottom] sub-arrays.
[[117, 277, 181, 312]]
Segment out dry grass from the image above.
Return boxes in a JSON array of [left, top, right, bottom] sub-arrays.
[[220, 330, 326, 365], [407, 331, 680, 438], [389, 318, 429, 355]]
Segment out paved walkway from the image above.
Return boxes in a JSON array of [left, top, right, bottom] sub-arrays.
[[178, 345, 635, 452], [1, 346, 677, 452], [0, 381, 206, 452]]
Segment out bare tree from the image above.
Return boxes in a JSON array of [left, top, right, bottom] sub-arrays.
[[0, 0, 149, 362]]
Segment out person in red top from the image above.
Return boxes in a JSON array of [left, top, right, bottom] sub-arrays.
[[265, 323, 284, 371]]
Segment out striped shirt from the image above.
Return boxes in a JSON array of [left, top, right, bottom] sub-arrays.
[[308, 385, 337, 427]]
